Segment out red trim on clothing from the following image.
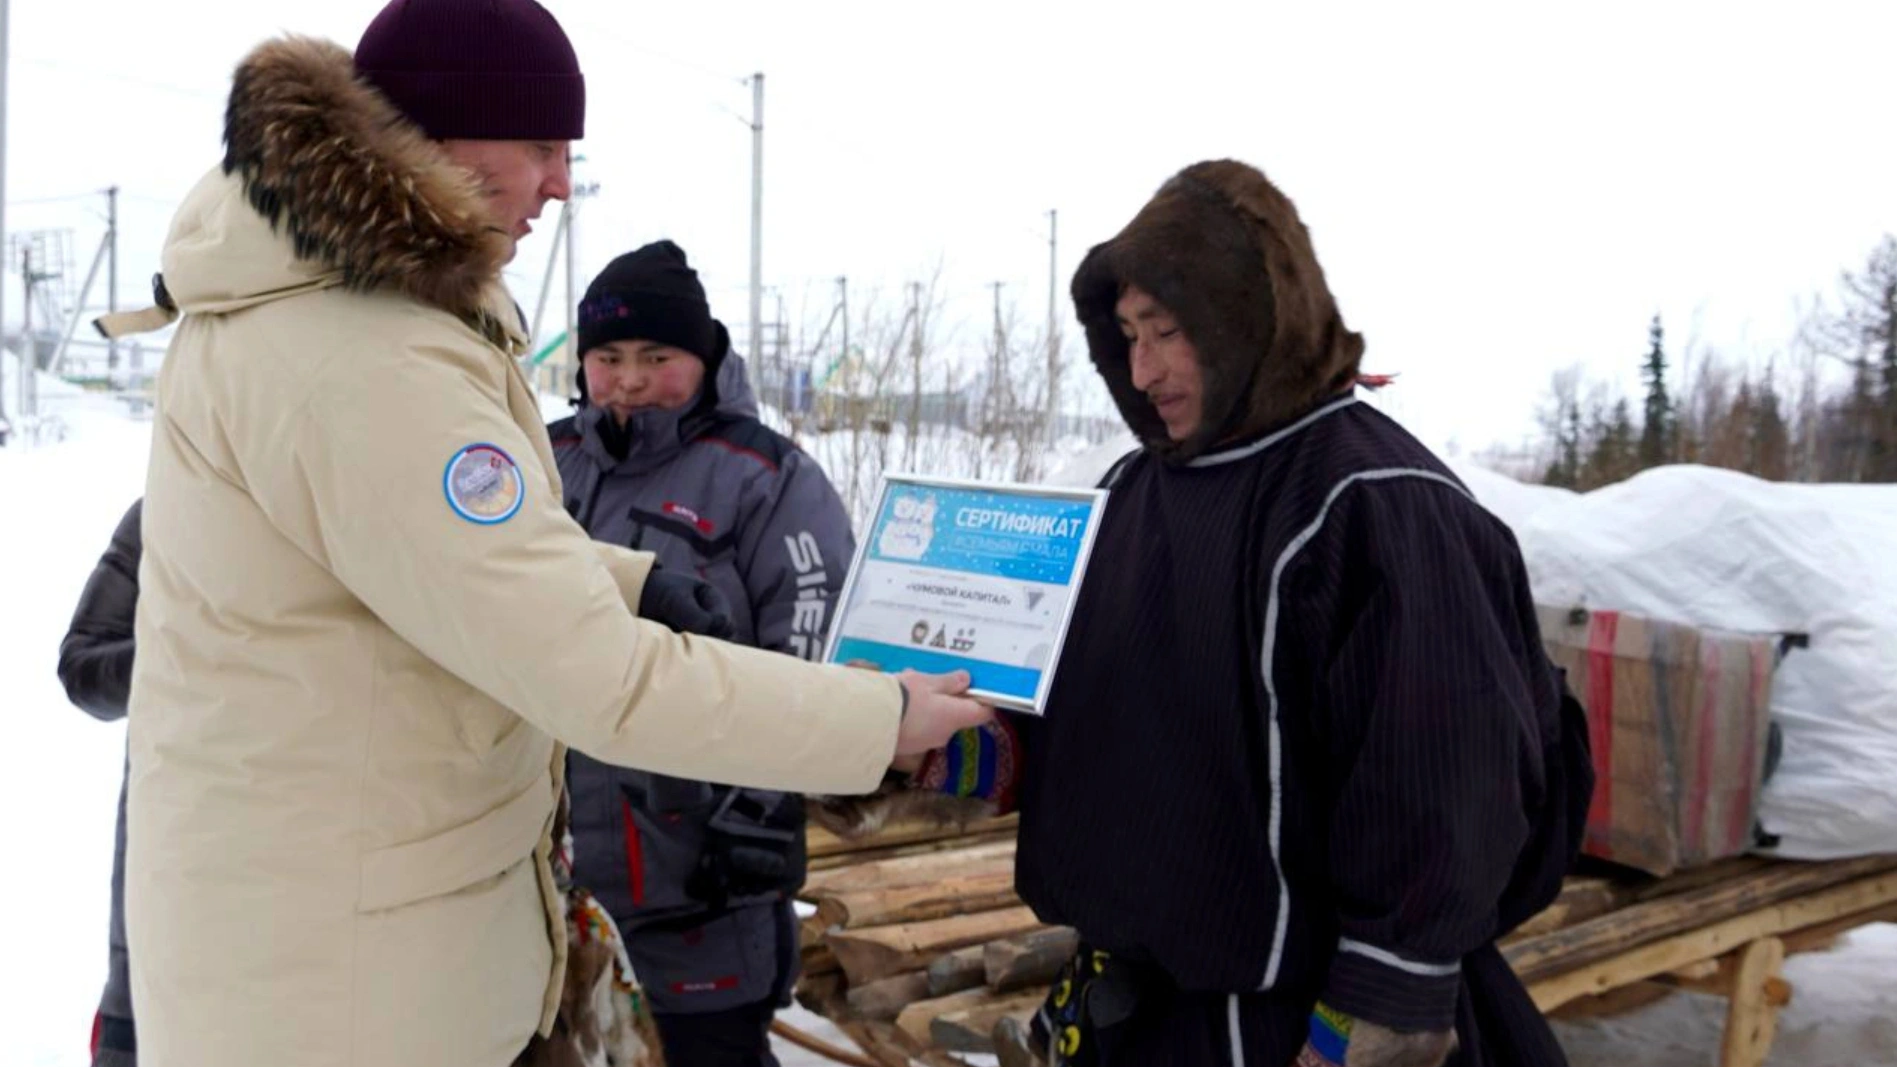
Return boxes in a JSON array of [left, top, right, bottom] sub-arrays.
[[621, 796, 647, 906], [669, 976, 741, 995], [698, 436, 779, 472]]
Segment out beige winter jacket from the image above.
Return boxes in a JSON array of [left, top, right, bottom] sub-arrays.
[[124, 36, 900, 1067]]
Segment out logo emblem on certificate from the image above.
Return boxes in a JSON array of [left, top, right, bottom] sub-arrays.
[[824, 475, 1109, 714]]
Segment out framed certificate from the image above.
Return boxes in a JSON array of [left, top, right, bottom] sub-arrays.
[[822, 474, 1109, 714]]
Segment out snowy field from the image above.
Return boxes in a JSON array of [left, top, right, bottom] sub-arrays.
[[1, 393, 1891, 1067]]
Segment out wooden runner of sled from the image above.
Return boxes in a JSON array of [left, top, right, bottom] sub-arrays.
[[792, 816, 1897, 1067]]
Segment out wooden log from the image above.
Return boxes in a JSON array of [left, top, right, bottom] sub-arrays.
[[1505, 877, 1627, 942], [771, 1019, 883, 1067], [1720, 938, 1787, 1067], [1626, 857, 1773, 904], [895, 988, 997, 1048], [927, 946, 990, 997], [1526, 869, 1897, 1012], [1546, 982, 1680, 1021], [1508, 858, 1772, 945], [802, 939, 841, 978], [1670, 959, 1723, 982], [811, 827, 1024, 869], [829, 906, 1046, 985], [818, 869, 1021, 930], [1647, 958, 1792, 1007], [836, 1020, 925, 1067], [1506, 854, 1897, 984], [795, 970, 848, 1017], [807, 814, 1020, 859], [801, 841, 1016, 898], [993, 1014, 1043, 1067], [1777, 899, 1897, 957], [931, 990, 1050, 1054], [800, 909, 830, 945], [845, 972, 934, 1022], [985, 926, 1079, 992]]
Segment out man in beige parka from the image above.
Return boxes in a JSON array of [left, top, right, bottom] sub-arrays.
[[113, 3, 989, 1066]]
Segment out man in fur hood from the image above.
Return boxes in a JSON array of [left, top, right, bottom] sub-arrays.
[[857, 160, 1595, 1066], [113, 3, 989, 1066]]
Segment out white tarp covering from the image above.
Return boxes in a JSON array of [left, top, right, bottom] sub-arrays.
[[1501, 465, 1897, 860]]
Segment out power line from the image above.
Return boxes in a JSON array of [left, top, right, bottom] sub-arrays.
[[6, 192, 98, 207], [563, 18, 748, 89], [17, 56, 224, 102], [9, 188, 181, 212]]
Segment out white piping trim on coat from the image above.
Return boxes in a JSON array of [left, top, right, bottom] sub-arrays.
[[1101, 449, 1143, 489], [1227, 993, 1248, 1067], [1187, 394, 1359, 468], [1257, 467, 1475, 992], [1338, 938, 1463, 978]]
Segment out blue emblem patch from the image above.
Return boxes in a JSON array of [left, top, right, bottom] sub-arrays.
[[443, 443, 525, 525]]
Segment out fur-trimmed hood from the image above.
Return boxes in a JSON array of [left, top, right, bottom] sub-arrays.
[[1071, 160, 1364, 462], [159, 36, 521, 348]]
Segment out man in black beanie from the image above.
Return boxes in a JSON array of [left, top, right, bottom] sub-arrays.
[[108, 4, 992, 1066], [550, 240, 859, 1067]]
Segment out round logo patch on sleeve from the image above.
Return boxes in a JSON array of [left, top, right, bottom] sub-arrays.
[[443, 443, 525, 525]]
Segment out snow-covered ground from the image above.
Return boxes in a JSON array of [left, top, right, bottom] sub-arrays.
[[1, 398, 1891, 1067]]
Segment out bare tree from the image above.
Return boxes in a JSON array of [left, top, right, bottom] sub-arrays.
[[1787, 296, 1829, 481], [1536, 365, 1584, 488]]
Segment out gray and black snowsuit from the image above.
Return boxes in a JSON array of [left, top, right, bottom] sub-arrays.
[[550, 354, 854, 1021]]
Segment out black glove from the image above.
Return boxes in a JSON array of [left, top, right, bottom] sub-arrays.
[[636, 569, 736, 639], [685, 791, 806, 910]]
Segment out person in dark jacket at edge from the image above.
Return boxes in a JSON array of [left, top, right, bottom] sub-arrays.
[[58, 499, 144, 1067], [822, 158, 1596, 1067], [548, 239, 853, 1067]]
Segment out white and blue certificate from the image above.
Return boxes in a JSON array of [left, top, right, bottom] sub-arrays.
[[823, 475, 1108, 714]]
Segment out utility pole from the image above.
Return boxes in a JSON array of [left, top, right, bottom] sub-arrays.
[[1046, 208, 1060, 438], [837, 275, 849, 378], [528, 201, 570, 383], [564, 201, 579, 399], [991, 280, 1006, 372], [19, 244, 33, 420], [1, 0, 12, 441], [556, 161, 599, 400], [106, 185, 119, 377], [903, 281, 923, 466], [774, 290, 786, 365], [991, 281, 1007, 431], [51, 229, 108, 377], [908, 281, 924, 398], [748, 72, 764, 363]]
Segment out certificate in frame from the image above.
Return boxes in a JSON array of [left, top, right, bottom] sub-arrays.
[[821, 473, 1109, 715]]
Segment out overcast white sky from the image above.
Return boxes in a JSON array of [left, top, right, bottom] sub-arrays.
[[7, 0, 1895, 454]]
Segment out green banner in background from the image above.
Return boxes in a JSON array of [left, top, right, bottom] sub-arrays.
[[529, 330, 568, 367]]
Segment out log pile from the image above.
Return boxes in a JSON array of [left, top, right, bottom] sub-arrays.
[[794, 814, 1897, 1067]]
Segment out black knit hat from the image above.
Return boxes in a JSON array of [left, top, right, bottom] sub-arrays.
[[355, 0, 585, 141], [576, 240, 730, 402]]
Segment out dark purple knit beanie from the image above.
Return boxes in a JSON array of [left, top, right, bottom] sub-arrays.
[[355, 0, 585, 141]]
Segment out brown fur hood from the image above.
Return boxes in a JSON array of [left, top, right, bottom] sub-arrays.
[[216, 35, 516, 341], [1071, 159, 1365, 462]]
